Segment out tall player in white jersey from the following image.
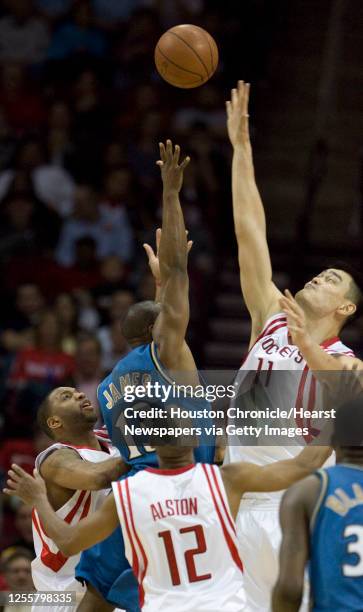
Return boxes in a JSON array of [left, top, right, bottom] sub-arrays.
[[224, 80, 363, 610], [4, 439, 330, 611], [28, 386, 127, 612]]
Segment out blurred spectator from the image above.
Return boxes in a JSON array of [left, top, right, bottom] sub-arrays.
[[55, 183, 133, 266], [56, 236, 102, 293], [0, 284, 44, 353], [47, 0, 107, 60], [46, 100, 76, 179], [156, 0, 204, 28], [98, 319, 130, 372], [92, 256, 130, 317], [97, 290, 134, 370], [0, 428, 50, 480], [0, 0, 50, 64], [92, 0, 149, 28], [71, 333, 103, 411], [54, 293, 79, 355], [0, 138, 75, 218], [174, 85, 226, 138], [35, 0, 72, 20], [10, 503, 34, 556], [10, 310, 75, 386], [1, 548, 34, 595], [0, 63, 46, 134], [71, 69, 113, 182]]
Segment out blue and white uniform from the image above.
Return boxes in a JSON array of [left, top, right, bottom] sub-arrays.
[[310, 464, 363, 611]]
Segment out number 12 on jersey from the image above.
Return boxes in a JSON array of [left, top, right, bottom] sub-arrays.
[[158, 524, 212, 585]]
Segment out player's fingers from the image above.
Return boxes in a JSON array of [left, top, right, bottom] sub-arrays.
[[225, 100, 231, 115], [143, 243, 155, 261], [6, 479, 18, 489], [3, 488, 16, 496], [187, 240, 193, 253], [11, 464, 26, 477], [173, 144, 180, 166], [156, 227, 162, 250], [156, 160, 164, 168], [180, 156, 190, 170], [8, 470, 21, 482], [245, 83, 251, 112], [166, 139, 173, 160], [159, 141, 167, 162], [231, 88, 237, 107]]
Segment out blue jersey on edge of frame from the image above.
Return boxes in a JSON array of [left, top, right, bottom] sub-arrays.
[[310, 464, 363, 611], [97, 341, 215, 469]]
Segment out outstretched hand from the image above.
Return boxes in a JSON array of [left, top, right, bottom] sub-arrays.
[[226, 80, 251, 149], [3, 464, 47, 505], [279, 289, 311, 350], [157, 140, 190, 193], [143, 228, 193, 284]]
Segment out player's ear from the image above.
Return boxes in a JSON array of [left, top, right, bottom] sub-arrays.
[[47, 415, 62, 433], [337, 302, 356, 317]]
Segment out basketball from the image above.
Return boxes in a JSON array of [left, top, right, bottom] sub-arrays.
[[154, 24, 219, 89]]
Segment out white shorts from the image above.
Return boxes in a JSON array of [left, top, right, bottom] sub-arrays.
[[236, 499, 309, 612]]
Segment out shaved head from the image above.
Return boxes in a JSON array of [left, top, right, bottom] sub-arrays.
[[121, 301, 161, 346]]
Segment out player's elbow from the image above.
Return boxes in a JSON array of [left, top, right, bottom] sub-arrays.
[[92, 460, 128, 490], [272, 578, 303, 611]]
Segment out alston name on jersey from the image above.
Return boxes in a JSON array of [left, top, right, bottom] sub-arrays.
[[151, 497, 198, 522]]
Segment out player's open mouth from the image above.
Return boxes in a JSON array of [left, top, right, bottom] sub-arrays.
[[80, 400, 93, 410]]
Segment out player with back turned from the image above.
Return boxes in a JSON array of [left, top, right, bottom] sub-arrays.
[[273, 396, 363, 611], [74, 140, 215, 612], [223, 80, 363, 610], [4, 434, 331, 611]]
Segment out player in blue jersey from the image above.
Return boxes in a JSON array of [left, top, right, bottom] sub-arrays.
[[272, 395, 363, 611], [75, 140, 215, 612]]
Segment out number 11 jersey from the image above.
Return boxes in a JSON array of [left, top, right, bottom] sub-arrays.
[[112, 463, 245, 612]]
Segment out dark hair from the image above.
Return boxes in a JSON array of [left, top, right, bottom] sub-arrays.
[[121, 301, 161, 344], [1, 546, 33, 571], [36, 394, 54, 439]]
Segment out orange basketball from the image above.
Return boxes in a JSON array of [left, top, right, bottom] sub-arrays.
[[154, 24, 219, 89]]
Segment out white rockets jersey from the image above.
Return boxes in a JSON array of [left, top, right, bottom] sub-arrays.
[[32, 441, 120, 592], [112, 463, 245, 612], [225, 312, 354, 499]]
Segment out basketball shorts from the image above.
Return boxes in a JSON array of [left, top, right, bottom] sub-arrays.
[[236, 498, 309, 612], [75, 469, 140, 612]]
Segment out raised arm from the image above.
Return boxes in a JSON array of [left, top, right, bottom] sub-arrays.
[[4, 465, 118, 556], [152, 140, 191, 370], [227, 81, 282, 338], [221, 444, 331, 518], [39, 448, 128, 491]]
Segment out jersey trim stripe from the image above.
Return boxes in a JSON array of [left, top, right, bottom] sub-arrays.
[[117, 481, 140, 583], [209, 465, 236, 535], [125, 478, 148, 607], [32, 510, 69, 572], [201, 464, 243, 572]]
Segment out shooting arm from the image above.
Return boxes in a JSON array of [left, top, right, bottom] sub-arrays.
[[227, 82, 281, 335], [40, 448, 128, 491], [153, 141, 190, 369]]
